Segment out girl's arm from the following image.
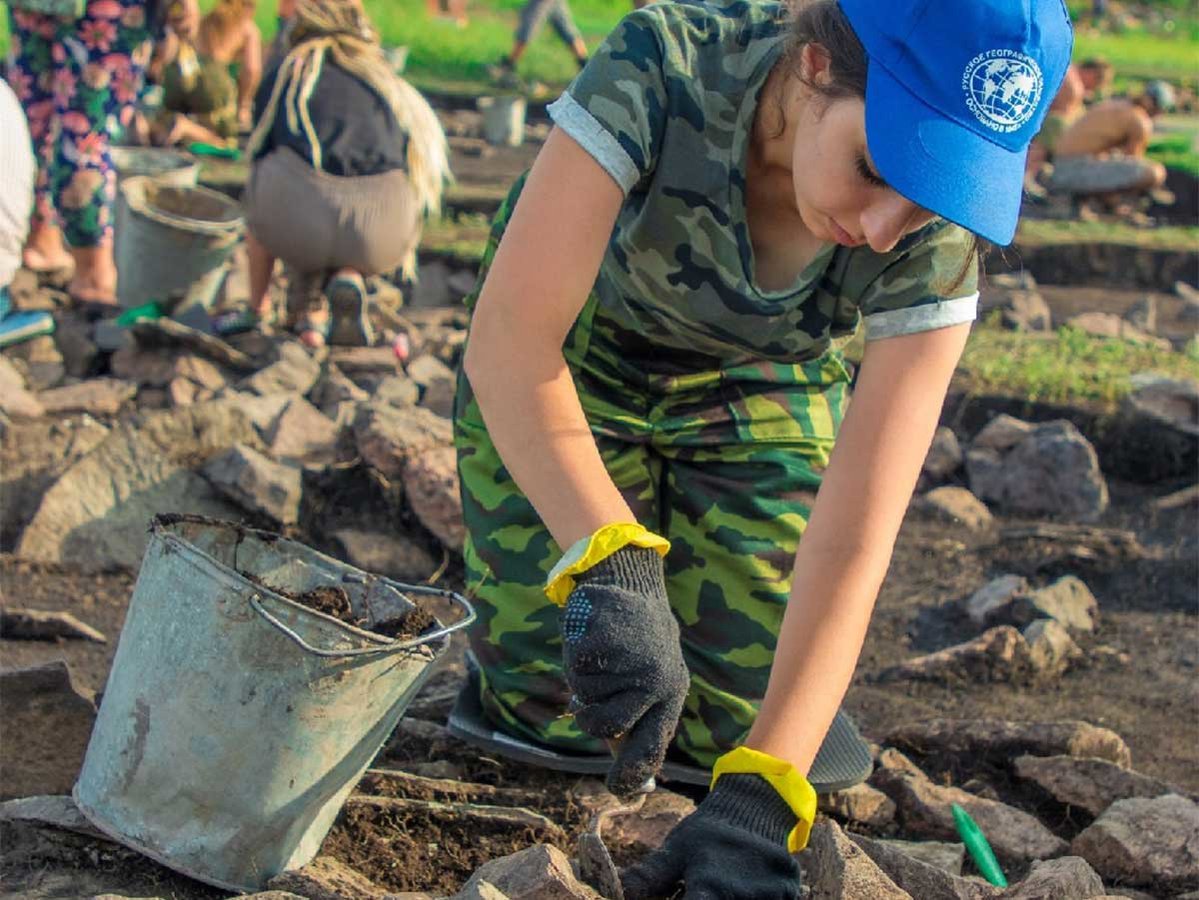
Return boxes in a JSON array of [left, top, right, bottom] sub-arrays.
[[745, 320, 972, 774], [463, 127, 634, 550]]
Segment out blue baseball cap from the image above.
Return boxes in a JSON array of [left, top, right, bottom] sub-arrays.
[[839, 0, 1073, 245]]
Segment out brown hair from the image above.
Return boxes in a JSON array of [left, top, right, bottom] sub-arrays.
[[780, 1, 985, 286]]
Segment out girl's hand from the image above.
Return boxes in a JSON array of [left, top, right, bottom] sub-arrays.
[[561, 546, 690, 797], [622, 773, 802, 899]]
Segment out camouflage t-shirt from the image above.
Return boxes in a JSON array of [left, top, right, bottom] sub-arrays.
[[546, 0, 979, 363]]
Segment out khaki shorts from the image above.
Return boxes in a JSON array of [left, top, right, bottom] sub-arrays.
[[245, 148, 421, 280], [1047, 154, 1159, 195]]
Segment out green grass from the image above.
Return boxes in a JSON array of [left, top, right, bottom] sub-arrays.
[[1148, 130, 1199, 178], [1016, 218, 1199, 250], [960, 319, 1199, 406]]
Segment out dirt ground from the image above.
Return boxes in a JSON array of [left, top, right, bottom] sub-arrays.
[[1, 461, 1195, 897]]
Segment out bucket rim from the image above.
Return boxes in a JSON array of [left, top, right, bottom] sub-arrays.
[[120, 176, 244, 235], [149, 514, 474, 655]]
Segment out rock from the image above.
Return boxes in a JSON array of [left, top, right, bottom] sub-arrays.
[[15, 400, 256, 571], [266, 855, 390, 899], [914, 486, 993, 531], [1066, 311, 1171, 350], [1022, 619, 1082, 677], [407, 354, 456, 418], [52, 317, 98, 379], [453, 844, 601, 900], [411, 261, 454, 308], [874, 748, 929, 780], [819, 783, 897, 829], [265, 398, 340, 461], [1002, 856, 1104, 900], [966, 420, 1108, 522], [131, 317, 255, 371], [0, 416, 109, 546], [873, 840, 966, 877], [374, 373, 421, 409], [241, 342, 322, 396], [37, 378, 137, 416], [203, 444, 303, 525], [329, 346, 400, 378], [403, 445, 465, 552], [1020, 576, 1098, 632], [227, 391, 294, 434], [962, 575, 1030, 627], [1072, 795, 1199, 893], [884, 719, 1132, 769], [354, 402, 452, 479], [0, 355, 44, 418], [849, 835, 997, 899], [980, 273, 1051, 332], [0, 609, 107, 643], [173, 354, 230, 392], [455, 884, 510, 900], [0, 662, 96, 800], [970, 414, 1034, 452], [309, 364, 368, 417], [110, 346, 182, 386], [604, 789, 695, 852], [0, 795, 107, 840], [332, 529, 440, 581], [1111, 376, 1198, 482], [1013, 755, 1178, 818], [804, 819, 912, 899], [873, 626, 1034, 685], [4, 334, 64, 390], [871, 767, 1068, 864], [1124, 296, 1157, 333]]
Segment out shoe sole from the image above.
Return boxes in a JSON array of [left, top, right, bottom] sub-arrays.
[[326, 277, 373, 347]]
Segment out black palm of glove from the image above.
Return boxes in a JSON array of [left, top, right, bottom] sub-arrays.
[[621, 774, 802, 900], [561, 545, 690, 798]]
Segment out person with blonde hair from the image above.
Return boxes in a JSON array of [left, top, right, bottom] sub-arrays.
[[243, 0, 450, 346]]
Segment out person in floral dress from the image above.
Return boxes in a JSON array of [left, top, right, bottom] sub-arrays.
[[5, 0, 151, 311]]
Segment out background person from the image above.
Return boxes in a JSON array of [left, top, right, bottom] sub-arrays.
[[5, 0, 152, 312], [150, 0, 262, 146], [242, 0, 450, 346], [1047, 80, 1173, 199], [489, 0, 588, 85], [452, 0, 1071, 896]]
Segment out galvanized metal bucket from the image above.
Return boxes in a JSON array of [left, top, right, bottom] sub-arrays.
[[73, 514, 474, 892]]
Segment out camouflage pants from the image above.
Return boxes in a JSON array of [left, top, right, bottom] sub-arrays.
[[453, 177, 850, 769]]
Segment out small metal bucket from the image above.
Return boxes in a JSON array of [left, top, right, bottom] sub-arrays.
[[478, 95, 527, 147], [73, 514, 474, 891]]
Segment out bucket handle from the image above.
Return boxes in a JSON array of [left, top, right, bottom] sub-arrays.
[[249, 588, 475, 658]]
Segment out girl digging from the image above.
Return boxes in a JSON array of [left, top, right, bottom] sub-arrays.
[[452, 0, 1072, 896]]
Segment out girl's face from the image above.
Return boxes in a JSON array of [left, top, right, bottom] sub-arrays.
[[787, 77, 936, 253]]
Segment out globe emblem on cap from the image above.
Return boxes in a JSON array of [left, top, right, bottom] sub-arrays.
[[962, 50, 1044, 134]]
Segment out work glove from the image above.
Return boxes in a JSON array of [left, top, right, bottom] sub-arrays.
[[621, 747, 816, 900], [560, 544, 690, 798]]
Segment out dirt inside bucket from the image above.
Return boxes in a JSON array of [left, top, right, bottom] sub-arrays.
[[247, 576, 438, 641]]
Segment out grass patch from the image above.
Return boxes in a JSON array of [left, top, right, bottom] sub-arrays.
[[1148, 130, 1199, 178], [419, 213, 491, 266], [959, 319, 1199, 406], [1016, 218, 1199, 250]]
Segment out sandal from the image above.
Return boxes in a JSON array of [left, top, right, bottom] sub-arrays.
[[325, 271, 373, 347]]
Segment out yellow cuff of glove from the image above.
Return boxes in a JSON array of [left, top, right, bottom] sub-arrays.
[[712, 746, 817, 853], [544, 522, 670, 606]]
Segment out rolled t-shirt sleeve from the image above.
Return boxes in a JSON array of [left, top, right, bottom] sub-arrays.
[[547, 9, 669, 194], [858, 222, 980, 341]]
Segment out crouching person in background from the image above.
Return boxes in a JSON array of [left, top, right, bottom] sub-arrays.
[[242, 0, 451, 346]]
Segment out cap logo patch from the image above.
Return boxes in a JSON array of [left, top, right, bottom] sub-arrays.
[[962, 50, 1044, 133]]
